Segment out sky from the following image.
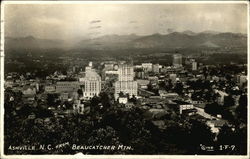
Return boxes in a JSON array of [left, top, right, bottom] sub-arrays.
[[4, 3, 248, 40]]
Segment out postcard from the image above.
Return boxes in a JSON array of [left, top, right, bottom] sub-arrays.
[[0, 1, 249, 159]]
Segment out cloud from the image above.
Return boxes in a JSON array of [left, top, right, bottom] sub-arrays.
[[90, 20, 101, 24], [4, 3, 247, 39], [129, 20, 137, 24], [89, 26, 102, 29]]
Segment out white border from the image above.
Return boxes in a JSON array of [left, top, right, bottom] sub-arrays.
[[0, 2, 5, 159], [1, 0, 250, 4], [0, 1, 249, 159]]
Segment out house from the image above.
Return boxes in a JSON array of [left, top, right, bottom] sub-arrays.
[[172, 100, 194, 114], [118, 96, 128, 104], [181, 108, 197, 116], [159, 91, 178, 99], [44, 85, 56, 93], [206, 119, 228, 134], [186, 99, 206, 108]]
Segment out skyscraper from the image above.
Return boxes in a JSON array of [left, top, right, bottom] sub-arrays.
[[192, 61, 197, 71], [117, 64, 134, 81], [173, 54, 182, 68], [115, 64, 137, 100], [79, 62, 102, 99]]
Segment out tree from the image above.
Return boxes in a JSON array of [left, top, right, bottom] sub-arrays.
[[217, 125, 237, 144], [217, 125, 247, 155], [99, 92, 111, 109], [128, 95, 137, 104], [189, 119, 215, 154], [203, 67, 208, 79], [63, 101, 72, 109], [87, 126, 123, 154], [204, 102, 222, 116], [223, 95, 235, 107], [166, 79, 173, 91], [159, 81, 166, 90], [77, 89, 83, 97], [35, 107, 53, 118], [174, 81, 183, 95], [221, 109, 235, 121], [147, 82, 153, 92], [47, 93, 59, 106], [101, 107, 157, 154], [90, 95, 101, 115], [235, 95, 247, 123]]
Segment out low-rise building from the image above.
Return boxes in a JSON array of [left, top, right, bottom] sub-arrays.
[[44, 85, 56, 93], [142, 63, 153, 72], [137, 79, 150, 89], [159, 91, 178, 99], [118, 96, 128, 104], [56, 81, 80, 93], [172, 100, 194, 114]]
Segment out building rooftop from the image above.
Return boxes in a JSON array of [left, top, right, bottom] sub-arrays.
[[172, 100, 191, 105]]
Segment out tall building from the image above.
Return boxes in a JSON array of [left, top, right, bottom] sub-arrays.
[[117, 64, 134, 81], [192, 61, 197, 71], [152, 64, 160, 73], [115, 64, 138, 99], [173, 54, 182, 68], [79, 62, 101, 99], [115, 81, 138, 99]]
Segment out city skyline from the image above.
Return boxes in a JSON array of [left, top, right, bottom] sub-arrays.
[[2, 1, 249, 157]]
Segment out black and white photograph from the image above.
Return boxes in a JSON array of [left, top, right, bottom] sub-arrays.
[[1, 1, 249, 158]]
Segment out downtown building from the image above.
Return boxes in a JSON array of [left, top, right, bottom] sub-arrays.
[[114, 64, 138, 100], [142, 63, 153, 72], [173, 54, 182, 68], [192, 61, 198, 71], [79, 62, 102, 99]]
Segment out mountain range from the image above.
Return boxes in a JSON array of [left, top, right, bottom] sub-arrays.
[[5, 31, 247, 50]]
